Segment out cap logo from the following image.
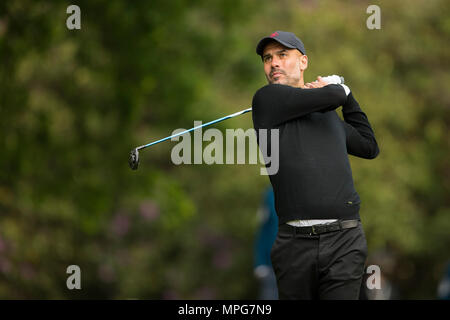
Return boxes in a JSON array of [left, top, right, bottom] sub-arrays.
[[270, 32, 279, 38]]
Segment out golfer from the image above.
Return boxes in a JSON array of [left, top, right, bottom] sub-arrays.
[[252, 31, 380, 299]]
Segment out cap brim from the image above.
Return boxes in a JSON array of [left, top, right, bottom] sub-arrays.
[[256, 37, 296, 56]]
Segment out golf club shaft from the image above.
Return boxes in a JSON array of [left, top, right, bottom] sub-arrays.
[[136, 107, 253, 151]]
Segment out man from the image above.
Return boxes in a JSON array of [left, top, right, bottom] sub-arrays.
[[252, 30, 380, 299]]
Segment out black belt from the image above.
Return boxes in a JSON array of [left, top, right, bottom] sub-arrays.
[[278, 219, 359, 236]]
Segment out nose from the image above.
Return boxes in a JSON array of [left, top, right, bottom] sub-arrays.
[[271, 56, 280, 68]]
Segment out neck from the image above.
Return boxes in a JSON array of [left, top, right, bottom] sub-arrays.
[[294, 73, 305, 88]]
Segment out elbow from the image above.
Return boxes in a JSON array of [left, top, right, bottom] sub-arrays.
[[252, 86, 270, 112], [352, 142, 379, 159], [347, 137, 380, 159], [252, 87, 265, 109], [367, 143, 380, 159], [252, 88, 269, 128], [361, 134, 380, 159], [252, 85, 281, 127]]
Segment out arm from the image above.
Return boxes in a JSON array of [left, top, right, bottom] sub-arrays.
[[252, 83, 347, 128], [342, 92, 380, 159]]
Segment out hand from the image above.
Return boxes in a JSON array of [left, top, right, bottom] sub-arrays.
[[306, 74, 350, 96], [254, 265, 271, 279], [304, 76, 328, 89], [320, 74, 344, 85]]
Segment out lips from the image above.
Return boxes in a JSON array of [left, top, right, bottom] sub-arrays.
[[272, 72, 283, 78]]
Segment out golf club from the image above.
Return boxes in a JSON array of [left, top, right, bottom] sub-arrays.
[[129, 75, 344, 170], [129, 107, 252, 170]]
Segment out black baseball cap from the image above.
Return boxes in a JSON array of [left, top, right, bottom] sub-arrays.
[[256, 31, 306, 57]]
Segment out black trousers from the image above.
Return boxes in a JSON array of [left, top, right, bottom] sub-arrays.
[[270, 221, 368, 300]]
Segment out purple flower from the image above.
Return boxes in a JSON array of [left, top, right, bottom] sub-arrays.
[[111, 213, 130, 237], [139, 200, 160, 222]]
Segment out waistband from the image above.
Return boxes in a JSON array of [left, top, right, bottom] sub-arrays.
[[278, 219, 359, 236]]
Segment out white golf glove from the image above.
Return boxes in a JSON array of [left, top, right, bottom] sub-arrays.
[[321, 74, 350, 96]]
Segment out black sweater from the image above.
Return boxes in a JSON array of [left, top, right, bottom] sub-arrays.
[[252, 84, 379, 225]]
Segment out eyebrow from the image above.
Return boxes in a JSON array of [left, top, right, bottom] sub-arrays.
[[262, 49, 288, 60]]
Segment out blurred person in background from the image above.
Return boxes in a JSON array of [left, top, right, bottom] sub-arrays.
[[253, 186, 279, 300], [437, 261, 450, 300]]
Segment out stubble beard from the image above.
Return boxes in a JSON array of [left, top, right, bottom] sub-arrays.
[[268, 74, 300, 87]]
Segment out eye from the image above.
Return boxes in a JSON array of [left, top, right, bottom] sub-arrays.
[[263, 56, 272, 63]]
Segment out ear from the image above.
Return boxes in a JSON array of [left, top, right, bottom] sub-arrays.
[[299, 54, 308, 72]]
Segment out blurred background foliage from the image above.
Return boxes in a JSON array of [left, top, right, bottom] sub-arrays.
[[0, 0, 448, 299]]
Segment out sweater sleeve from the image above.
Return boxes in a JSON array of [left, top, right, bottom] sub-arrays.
[[252, 83, 347, 128], [341, 92, 380, 159]]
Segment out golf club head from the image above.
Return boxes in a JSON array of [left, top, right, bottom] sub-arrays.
[[129, 148, 139, 170]]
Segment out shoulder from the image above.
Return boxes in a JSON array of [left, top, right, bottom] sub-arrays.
[[252, 84, 294, 107], [254, 83, 293, 97]]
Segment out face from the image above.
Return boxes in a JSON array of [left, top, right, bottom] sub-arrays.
[[262, 41, 308, 87]]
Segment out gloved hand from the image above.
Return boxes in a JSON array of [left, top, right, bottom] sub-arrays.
[[320, 74, 350, 96], [320, 74, 344, 85]]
